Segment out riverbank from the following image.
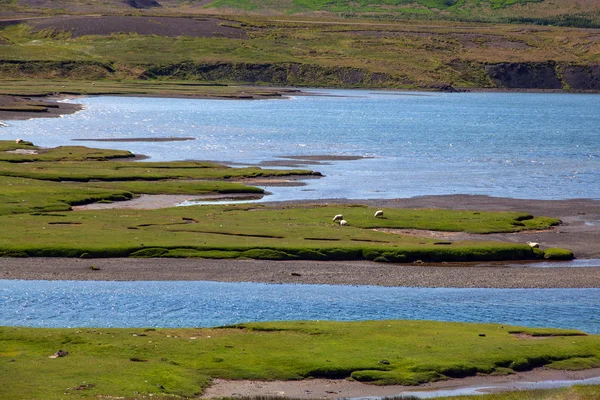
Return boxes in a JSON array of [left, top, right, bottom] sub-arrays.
[[2, 258, 599, 288], [201, 368, 600, 399]]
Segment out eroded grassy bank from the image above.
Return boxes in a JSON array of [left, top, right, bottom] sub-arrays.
[[1, 321, 599, 399]]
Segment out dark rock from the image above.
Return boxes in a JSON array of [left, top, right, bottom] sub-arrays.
[[561, 65, 600, 90], [485, 62, 562, 89], [430, 83, 464, 92], [49, 350, 68, 358], [126, 0, 161, 8]]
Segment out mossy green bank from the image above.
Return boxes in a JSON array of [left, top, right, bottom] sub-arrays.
[[1, 320, 599, 400], [0, 141, 571, 261]]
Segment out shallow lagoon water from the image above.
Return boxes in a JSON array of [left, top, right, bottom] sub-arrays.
[[1, 280, 599, 332], [2, 90, 599, 201]]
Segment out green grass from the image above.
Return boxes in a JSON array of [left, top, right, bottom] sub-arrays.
[[0, 140, 135, 162], [0, 140, 315, 215], [1, 320, 599, 399], [0, 141, 571, 262], [0, 202, 567, 261]]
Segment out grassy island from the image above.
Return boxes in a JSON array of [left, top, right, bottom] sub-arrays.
[[0, 140, 572, 261], [1, 320, 599, 399]]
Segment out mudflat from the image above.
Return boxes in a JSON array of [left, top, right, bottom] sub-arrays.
[[2, 257, 599, 288], [200, 368, 600, 399]]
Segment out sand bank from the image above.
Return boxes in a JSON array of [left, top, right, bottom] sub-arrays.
[[201, 368, 600, 399]]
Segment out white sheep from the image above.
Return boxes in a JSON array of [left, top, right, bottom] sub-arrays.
[[527, 241, 540, 248], [15, 138, 23, 144], [374, 210, 384, 218], [332, 214, 343, 222], [339, 219, 348, 226]]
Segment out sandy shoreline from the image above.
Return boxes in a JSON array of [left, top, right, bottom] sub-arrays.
[[200, 368, 600, 399], [2, 258, 600, 288]]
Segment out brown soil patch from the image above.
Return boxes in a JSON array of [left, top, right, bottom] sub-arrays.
[[510, 333, 552, 340], [375, 228, 465, 239], [21, 16, 246, 38]]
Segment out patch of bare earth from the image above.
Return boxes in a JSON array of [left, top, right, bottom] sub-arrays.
[[200, 368, 600, 399], [23, 16, 246, 38]]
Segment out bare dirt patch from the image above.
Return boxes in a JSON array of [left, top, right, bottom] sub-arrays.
[[2, 258, 599, 288], [200, 368, 600, 399], [23, 15, 246, 38]]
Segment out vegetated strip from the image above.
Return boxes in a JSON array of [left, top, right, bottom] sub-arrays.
[[1, 321, 599, 400], [0, 203, 572, 262]]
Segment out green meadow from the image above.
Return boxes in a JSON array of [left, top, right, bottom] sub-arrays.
[[1, 321, 599, 400]]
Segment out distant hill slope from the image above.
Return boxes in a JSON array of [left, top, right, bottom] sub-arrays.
[[1, 0, 599, 27], [203, 0, 599, 27]]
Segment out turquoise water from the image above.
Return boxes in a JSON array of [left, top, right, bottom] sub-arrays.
[[1, 90, 599, 201], [1, 280, 598, 332]]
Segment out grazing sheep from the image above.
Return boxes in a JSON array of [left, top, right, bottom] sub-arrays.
[[374, 210, 384, 218], [15, 138, 23, 144], [332, 214, 344, 222], [527, 241, 540, 248], [339, 219, 348, 226]]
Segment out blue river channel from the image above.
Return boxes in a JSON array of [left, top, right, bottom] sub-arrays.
[[1, 280, 598, 332]]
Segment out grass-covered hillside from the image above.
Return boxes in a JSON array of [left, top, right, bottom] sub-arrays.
[[1, 320, 599, 399], [0, 14, 598, 91]]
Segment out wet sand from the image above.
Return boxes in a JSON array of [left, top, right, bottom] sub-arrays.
[[2, 258, 600, 288], [200, 368, 600, 399]]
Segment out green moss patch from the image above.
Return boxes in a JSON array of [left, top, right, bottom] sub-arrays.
[[543, 248, 574, 260]]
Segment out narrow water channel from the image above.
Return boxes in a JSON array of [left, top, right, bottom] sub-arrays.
[[2, 280, 598, 332]]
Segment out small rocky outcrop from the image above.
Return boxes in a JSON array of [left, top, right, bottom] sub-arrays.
[[126, 0, 161, 8]]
